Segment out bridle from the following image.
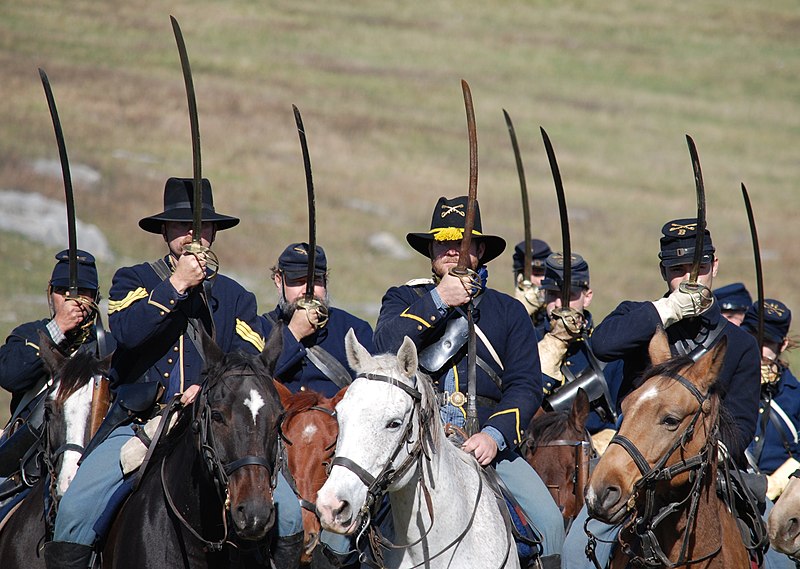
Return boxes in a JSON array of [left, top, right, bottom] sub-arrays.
[[162, 366, 280, 552], [330, 372, 511, 569], [587, 370, 720, 568]]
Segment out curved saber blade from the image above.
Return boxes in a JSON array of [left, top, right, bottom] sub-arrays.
[[541, 127, 571, 307], [292, 104, 317, 302], [741, 183, 764, 351], [171, 15, 203, 244], [458, 79, 478, 271], [685, 135, 706, 283], [39, 68, 78, 296], [503, 109, 532, 283]]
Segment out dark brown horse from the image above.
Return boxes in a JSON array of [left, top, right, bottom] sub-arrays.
[[585, 330, 750, 569], [522, 388, 593, 525], [0, 332, 111, 569], [274, 382, 347, 564], [101, 328, 285, 569]]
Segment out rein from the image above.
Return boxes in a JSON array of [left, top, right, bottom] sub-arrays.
[[160, 367, 279, 552], [588, 370, 721, 568]]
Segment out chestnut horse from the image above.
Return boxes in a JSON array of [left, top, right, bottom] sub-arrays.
[[522, 389, 593, 525], [586, 331, 750, 568], [767, 473, 800, 557], [274, 382, 347, 563]]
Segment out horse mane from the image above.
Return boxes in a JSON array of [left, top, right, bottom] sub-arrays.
[[53, 351, 106, 405]]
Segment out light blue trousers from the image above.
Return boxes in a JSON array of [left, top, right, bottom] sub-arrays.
[[55, 424, 303, 544], [562, 501, 794, 568], [495, 448, 565, 557]]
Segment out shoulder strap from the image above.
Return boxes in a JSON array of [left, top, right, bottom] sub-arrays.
[[306, 346, 353, 389]]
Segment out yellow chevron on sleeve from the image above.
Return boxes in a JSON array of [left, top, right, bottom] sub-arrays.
[[400, 307, 431, 328], [237, 319, 265, 352], [488, 407, 522, 444], [108, 287, 148, 314], [25, 341, 40, 351]]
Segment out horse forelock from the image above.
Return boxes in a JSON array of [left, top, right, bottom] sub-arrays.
[[283, 390, 326, 419], [52, 351, 107, 406], [527, 411, 572, 449]]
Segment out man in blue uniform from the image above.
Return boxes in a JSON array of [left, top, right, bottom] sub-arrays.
[[0, 250, 108, 488], [262, 242, 373, 568], [561, 218, 763, 568], [374, 196, 564, 567], [714, 282, 752, 326], [742, 300, 800, 498], [512, 238, 552, 326], [262, 243, 374, 398], [45, 178, 302, 569], [535, 253, 623, 443]]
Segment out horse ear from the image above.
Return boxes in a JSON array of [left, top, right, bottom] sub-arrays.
[[331, 384, 348, 408], [201, 328, 225, 369], [37, 328, 65, 377], [397, 336, 418, 379], [260, 322, 284, 376], [345, 328, 371, 373], [273, 379, 292, 408], [648, 326, 671, 366], [569, 388, 591, 432], [692, 336, 728, 392]]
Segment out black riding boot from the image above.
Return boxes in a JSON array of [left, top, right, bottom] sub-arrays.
[[272, 531, 304, 569], [43, 541, 94, 569]]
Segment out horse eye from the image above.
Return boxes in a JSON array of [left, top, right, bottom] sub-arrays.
[[386, 419, 402, 430], [662, 415, 681, 429], [210, 410, 225, 423]]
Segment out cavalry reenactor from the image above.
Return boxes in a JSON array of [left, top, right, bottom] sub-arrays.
[[373, 196, 565, 568], [535, 252, 623, 446], [561, 218, 763, 567], [0, 251, 109, 488], [714, 281, 753, 326], [42, 178, 290, 569], [512, 238, 551, 326], [742, 299, 800, 499], [261, 242, 373, 568], [262, 242, 374, 398]]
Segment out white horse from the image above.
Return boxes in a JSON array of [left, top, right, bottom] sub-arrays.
[[316, 330, 520, 569]]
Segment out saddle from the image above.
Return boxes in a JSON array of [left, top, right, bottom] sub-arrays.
[[715, 462, 769, 566]]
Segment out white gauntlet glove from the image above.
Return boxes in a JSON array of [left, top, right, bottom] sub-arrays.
[[514, 276, 543, 316], [652, 285, 714, 328], [767, 457, 800, 501]]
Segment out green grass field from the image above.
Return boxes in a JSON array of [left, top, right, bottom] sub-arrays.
[[1, 1, 799, 423]]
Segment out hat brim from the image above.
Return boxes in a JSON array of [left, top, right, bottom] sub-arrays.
[[138, 209, 240, 234], [659, 252, 714, 268], [406, 233, 506, 264]]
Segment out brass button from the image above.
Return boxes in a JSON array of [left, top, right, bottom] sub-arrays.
[[167, 358, 173, 364], [163, 372, 169, 378], [417, 325, 423, 331], [759, 408, 764, 414], [169, 299, 175, 305], [173, 346, 179, 352], [430, 315, 436, 321], [159, 311, 165, 316], [300, 386, 306, 391]]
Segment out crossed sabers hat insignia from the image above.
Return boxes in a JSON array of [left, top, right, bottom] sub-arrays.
[[765, 301, 785, 317], [669, 222, 697, 236]]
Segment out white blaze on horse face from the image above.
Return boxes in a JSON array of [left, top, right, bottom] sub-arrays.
[[244, 389, 265, 426], [57, 382, 93, 496]]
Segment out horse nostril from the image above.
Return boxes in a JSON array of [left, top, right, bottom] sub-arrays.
[[600, 485, 621, 511], [334, 500, 352, 526]]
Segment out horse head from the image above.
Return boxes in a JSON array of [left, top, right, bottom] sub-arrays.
[[194, 323, 284, 541], [768, 474, 800, 558], [586, 328, 726, 525], [275, 380, 347, 562], [523, 388, 592, 520], [37, 329, 111, 498], [317, 329, 436, 536]]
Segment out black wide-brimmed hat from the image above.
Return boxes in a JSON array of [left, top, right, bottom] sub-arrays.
[[138, 177, 240, 234], [406, 196, 506, 264]]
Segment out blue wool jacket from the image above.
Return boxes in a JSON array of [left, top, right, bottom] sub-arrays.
[[374, 281, 542, 449], [535, 311, 625, 433], [0, 320, 104, 414], [107, 256, 264, 394], [749, 367, 800, 474], [261, 306, 374, 398], [591, 300, 760, 462]]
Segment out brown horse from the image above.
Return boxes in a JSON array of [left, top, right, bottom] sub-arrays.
[[585, 330, 750, 569], [522, 388, 593, 524], [767, 473, 800, 557], [274, 382, 347, 564]]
